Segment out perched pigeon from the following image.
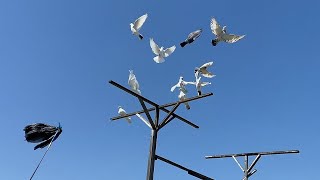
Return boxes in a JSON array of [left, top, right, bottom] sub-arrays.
[[128, 70, 141, 95], [150, 38, 176, 63], [130, 13, 148, 40], [171, 76, 194, 93], [118, 106, 132, 123], [180, 29, 202, 47], [189, 76, 211, 96], [210, 17, 245, 46], [195, 61, 216, 78], [178, 90, 190, 110], [24, 123, 62, 150]]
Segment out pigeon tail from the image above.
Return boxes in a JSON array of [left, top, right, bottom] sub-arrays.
[[180, 41, 188, 47], [139, 34, 143, 40], [198, 91, 201, 96], [125, 117, 132, 124], [184, 103, 190, 110], [212, 39, 217, 46], [153, 56, 165, 63], [132, 89, 141, 95]]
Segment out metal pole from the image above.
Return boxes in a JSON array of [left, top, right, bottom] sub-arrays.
[[146, 129, 158, 180], [244, 155, 248, 180]]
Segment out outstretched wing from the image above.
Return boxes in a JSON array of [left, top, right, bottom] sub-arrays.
[[133, 14, 148, 31], [187, 29, 202, 40], [201, 70, 216, 78], [150, 38, 160, 55], [164, 45, 176, 57], [184, 81, 196, 85], [200, 82, 211, 87], [199, 61, 213, 69], [171, 83, 179, 92], [210, 18, 223, 36], [222, 34, 245, 43]]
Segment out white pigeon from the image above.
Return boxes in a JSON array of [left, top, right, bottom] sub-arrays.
[[150, 38, 176, 63], [189, 76, 211, 96], [128, 70, 141, 95], [180, 29, 202, 47], [195, 61, 216, 78], [178, 90, 190, 110], [118, 106, 132, 123], [170, 76, 194, 93], [210, 17, 245, 46], [130, 13, 148, 40]]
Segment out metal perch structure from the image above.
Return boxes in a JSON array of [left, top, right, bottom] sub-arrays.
[[205, 150, 300, 180], [109, 80, 214, 180]]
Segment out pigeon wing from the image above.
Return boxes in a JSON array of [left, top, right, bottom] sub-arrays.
[[199, 61, 213, 69], [164, 45, 176, 57], [201, 69, 215, 78], [187, 29, 202, 40], [222, 34, 245, 43], [150, 38, 160, 55], [210, 18, 223, 36], [171, 83, 179, 92], [133, 14, 148, 31], [184, 81, 196, 85], [200, 82, 211, 86]]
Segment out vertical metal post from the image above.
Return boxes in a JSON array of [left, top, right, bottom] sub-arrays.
[[244, 155, 249, 180], [146, 129, 158, 180]]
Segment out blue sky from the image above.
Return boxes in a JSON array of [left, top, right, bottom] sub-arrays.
[[0, 0, 319, 179]]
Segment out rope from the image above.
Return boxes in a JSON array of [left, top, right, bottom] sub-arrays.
[[29, 130, 59, 180]]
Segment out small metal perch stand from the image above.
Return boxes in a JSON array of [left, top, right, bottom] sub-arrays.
[[205, 150, 300, 180]]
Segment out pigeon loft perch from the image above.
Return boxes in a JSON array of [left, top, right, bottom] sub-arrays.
[[205, 150, 300, 180], [109, 80, 214, 180]]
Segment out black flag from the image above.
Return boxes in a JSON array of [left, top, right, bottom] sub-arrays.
[[24, 123, 62, 150]]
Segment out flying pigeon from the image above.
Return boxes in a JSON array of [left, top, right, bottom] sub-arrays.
[[195, 61, 216, 78], [171, 76, 194, 93], [128, 70, 141, 95], [24, 123, 62, 150], [178, 90, 190, 110], [150, 38, 176, 63], [210, 17, 245, 46], [130, 13, 148, 40], [180, 29, 202, 47], [118, 106, 132, 123], [189, 76, 211, 96]]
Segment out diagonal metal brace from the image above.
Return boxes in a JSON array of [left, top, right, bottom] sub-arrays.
[[248, 154, 261, 173], [138, 98, 156, 129], [156, 155, 214, 180]]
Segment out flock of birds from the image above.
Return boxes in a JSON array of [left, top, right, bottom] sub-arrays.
[[21, 12, 245, 180], [118, 13, 245, 123]]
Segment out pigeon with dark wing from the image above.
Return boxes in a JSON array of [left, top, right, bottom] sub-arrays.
[[180, 29, 202, 47]]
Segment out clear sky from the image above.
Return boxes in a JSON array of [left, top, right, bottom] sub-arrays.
[[0, 0, 319, 179]]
